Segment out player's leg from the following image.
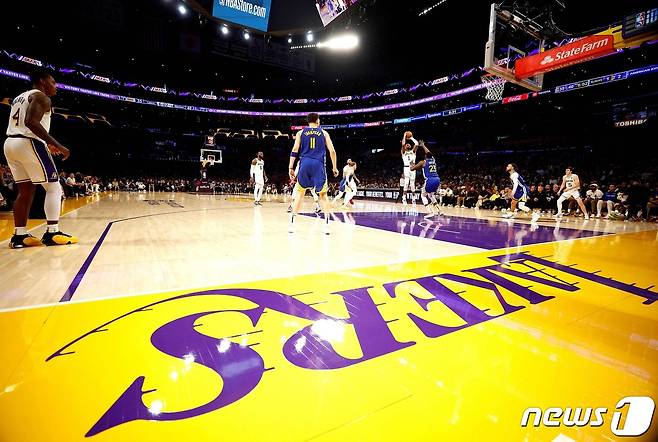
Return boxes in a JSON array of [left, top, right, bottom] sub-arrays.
[[288, 185, 306, 232], [504, 197, 518, 218], [409, 177, 416, 204], [40, 181, 77, 245], [334, 178, 346, 203], [420, 185, 435, 217], [319, 190, 332, 234], [555, 194, 568, 219], [402, 175, 410, 204], [257, 182, 264, 203], [343, 181, 354, 206], [310, 188, 321, 213], [4, 138, 43, 248], [574, 194, 589, 220]]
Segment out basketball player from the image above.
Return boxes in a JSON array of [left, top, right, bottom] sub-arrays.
[[555, 166, 589, 220], [4, 71, 77, 248], [288, 113, 339, 234], [333, 159, 357, 207], [409, 140, 441, 218], [250, 151, 267, 206], [401, 131, 419, 205], [503, 163, 540, 223]]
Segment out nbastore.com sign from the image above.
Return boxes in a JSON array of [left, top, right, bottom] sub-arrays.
[[516, 35, 615, 79]]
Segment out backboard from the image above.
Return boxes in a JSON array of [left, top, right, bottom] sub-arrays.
[[200, 148, 223, 166], [484, 3, 545, 92]]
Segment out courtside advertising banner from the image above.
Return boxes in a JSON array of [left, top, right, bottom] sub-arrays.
[[212, 0, 272, 32]]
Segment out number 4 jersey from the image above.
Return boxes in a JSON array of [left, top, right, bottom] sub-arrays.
[[6, 89, 51, 142]]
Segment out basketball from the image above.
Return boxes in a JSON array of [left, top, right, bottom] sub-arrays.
[[404, 131, 413, 139]]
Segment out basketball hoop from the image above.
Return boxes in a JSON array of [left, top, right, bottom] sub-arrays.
[[481, 73, 506, 101]]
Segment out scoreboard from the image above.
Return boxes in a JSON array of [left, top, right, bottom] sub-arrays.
[[622, 8, 658, 39]]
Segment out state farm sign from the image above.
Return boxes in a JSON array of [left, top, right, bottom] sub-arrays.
[[515, 35, 615, 79]]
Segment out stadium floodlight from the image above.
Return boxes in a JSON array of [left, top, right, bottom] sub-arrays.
[[221, 25, 229, 35], [243, 31, 250, 40], [288, 37, 293, 44], [317, 34, 359, 51], [306, 32, 314, 42], [177, 4, 187, 15]]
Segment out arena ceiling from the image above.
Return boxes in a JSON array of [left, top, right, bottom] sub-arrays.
[[1, 0, 656, 96]]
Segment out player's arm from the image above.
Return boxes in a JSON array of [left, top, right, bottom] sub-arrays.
[[510, 173, 519, 197], [288, 130, 302, 180], [409, 160, 425, 172], [250, 159, 256, 183], [353, 173, 361, 185], [557, 179, 565, 195], [411, 138, 419, 154], [25, 92, 69, 159], [324, 130, 339, 177]]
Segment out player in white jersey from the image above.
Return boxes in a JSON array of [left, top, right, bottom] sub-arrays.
[[250, 151, 267, 206], [401, 131, 419, 205], [3, 71, 78, 248], [333, 159, 358, 207], [555, 166, 589, 220]]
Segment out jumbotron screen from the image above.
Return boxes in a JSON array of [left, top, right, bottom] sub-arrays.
[[315, 0, 359, 27], [212, 0, 272, 32]]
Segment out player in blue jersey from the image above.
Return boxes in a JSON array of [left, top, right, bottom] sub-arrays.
[[503, 163, 540, 223], [410, 140, 441, 218], [288, 112, 339, 234]]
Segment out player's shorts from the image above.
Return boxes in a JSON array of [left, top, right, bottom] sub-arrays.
[[563, 188, 581, 200], [254, 179, 264, 187], [424, 178, 440, 194], [3, 135, 58, 184], [296, 158, 327, 193], [513, 185, 528, 201], [338, 177, 347, 193]]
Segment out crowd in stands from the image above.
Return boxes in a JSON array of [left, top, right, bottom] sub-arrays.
[[2, 153, 657, 221]]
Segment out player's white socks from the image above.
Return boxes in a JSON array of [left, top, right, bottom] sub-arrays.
[[42, 182, 62, 224], [47, 224, 59, 233], [518, 201, 531, 213], [15, 226, 27, 235]]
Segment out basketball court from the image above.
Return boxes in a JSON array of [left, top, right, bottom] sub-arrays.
[[1, 1, 658, 441], [1, 192, 657, 441]]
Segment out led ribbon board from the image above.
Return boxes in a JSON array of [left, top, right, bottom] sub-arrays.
[[212, 0, 272, 32]]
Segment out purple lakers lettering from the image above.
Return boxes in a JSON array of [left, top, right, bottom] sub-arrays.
[[45, 253, 655, 437]]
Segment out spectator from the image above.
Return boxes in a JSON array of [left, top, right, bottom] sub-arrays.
[[585, 184, 603, 217], [598, 184, 617, 219]]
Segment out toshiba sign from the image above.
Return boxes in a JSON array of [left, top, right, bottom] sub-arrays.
[[516, 35, 615, 79]]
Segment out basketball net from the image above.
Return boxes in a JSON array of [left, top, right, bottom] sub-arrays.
[[481, 74, 506, 101]]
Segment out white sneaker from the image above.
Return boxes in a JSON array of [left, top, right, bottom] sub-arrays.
[[531, 212, 540, 223], [584, 215, 590, 221], [288, 223, 295, 233], [323, 223, 330, 235], [502, 212, 514, 219]]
